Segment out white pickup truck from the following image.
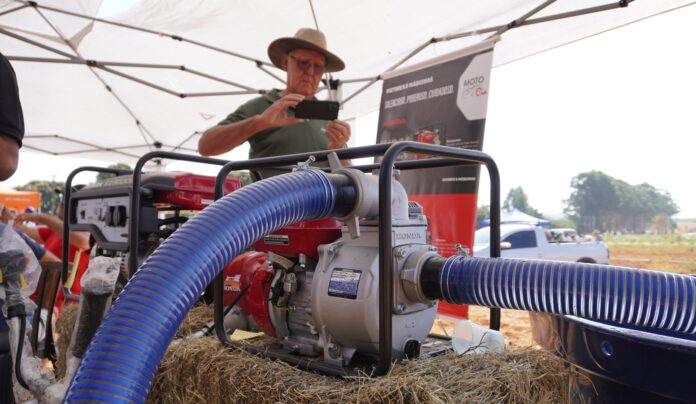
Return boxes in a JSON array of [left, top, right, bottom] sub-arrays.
[[473, 224, 609, 264]]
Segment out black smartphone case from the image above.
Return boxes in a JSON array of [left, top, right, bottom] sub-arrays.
[[293, 100, 340, 120]]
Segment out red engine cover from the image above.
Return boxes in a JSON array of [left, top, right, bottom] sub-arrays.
[[222, 251, 276, 336], [156, 173, 243, 210], [251, 218, 342, 259]]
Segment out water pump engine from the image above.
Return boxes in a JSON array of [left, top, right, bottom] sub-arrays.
[[223, 174, 439, 366]]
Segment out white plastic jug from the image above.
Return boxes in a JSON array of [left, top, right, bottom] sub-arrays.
[[451, 319, 506, 354]]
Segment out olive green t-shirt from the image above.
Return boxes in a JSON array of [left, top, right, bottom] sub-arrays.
[[218, 89, 329, 178]]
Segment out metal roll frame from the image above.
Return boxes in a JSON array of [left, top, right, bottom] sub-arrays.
[[210, 141, 501, 377], [62, 143, 501, 378]]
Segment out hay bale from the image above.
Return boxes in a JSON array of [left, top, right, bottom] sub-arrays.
[[149, 338, 571, 404], [175, 304, 214, 338], [58, 305, 572, 403]]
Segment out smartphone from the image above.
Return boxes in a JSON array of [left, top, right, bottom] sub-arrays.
[[293, 100, 340, 120]]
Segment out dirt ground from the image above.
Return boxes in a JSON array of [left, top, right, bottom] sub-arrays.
[[609, 244, 696, 274], [434, 242, 696, 350]]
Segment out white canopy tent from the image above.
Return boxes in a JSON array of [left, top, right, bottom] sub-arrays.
[[1, 0, 694, 165]]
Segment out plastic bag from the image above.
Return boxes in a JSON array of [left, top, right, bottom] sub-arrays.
[[0, 220, 40, 302], [451, 319, 506, 354]]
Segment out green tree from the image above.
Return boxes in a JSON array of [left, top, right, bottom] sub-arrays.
[[564, 170, 679, 233], [564, 171, 619, 232], [15, 180, 63, 214], [503, 186, 543, 218], [96, 163, 132, 183], [549, 218, 577, 229]]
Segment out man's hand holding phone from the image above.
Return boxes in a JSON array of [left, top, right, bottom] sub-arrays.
[[257, 93, 305, 129]]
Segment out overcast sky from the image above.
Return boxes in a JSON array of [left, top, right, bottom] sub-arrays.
[[4, 2, 696, 219]]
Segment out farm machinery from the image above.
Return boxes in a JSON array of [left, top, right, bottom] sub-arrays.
[[1, 142, 695, 403]]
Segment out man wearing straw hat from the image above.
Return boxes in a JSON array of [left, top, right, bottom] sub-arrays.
[[198, 28, 351, 177]]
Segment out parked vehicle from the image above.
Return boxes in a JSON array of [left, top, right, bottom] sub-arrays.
[[473, 224, 609, 264]]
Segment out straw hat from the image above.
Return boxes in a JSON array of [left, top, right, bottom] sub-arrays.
[[268, 28, 345, 72]]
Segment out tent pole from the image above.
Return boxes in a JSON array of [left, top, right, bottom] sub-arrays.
[[6, 56, 263, 93], [96, 65, 182, 97], [184, 67, 258, 91], [342, 39, 431, 105], [5, 56, 181, 69], [340, 76, 375, 84], [438, 1, 633, 42], [0, 27, 77, 59], [22, 135, 141, 159], [26, 134, 142, 155], [487, 0, 558, 39], [256, 64, 287, 84], [179, 37, 274, 67], [171, 132, 201, 152], [342, 0, 636, 105], [183, 91, 261, 97], [15, 0, 274, 67], [32, 6, 160, 147], [0, 3, 27, 17], [305, 0, 335, 101]]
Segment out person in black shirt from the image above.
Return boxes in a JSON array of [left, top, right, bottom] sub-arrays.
[[0, 52, 24, 181]]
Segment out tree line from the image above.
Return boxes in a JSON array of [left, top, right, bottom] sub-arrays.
[[564, 170, 678, 233], [478, 170, 679, 234]]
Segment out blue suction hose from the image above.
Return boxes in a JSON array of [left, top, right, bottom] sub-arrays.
[[421, 256, 696, 336], [65, 169, 355, 403]]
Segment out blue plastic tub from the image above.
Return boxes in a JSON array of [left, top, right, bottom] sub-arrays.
[[533, 313, 696, 402]]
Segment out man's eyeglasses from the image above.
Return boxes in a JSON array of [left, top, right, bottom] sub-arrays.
[[289, 55, 325, 75]]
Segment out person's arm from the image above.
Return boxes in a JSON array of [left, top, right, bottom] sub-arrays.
[[13, 223, 42, 244], [14, 213, 91, 250], [40, 250, 60, 263], [198, 93, 305, 156], [198, 117, 270, 156], [11, 226, 48, 261], [0, 134, 19, 181]]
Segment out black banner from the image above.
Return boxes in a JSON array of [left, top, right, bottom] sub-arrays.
[[375, 41, 496, 318]]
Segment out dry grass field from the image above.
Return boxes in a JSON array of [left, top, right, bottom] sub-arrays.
[[606, 233, 696, 274]]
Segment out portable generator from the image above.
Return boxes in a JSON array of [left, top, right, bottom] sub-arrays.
[[68, 171, 243, 277]]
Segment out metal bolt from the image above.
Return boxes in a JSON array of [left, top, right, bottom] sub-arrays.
[[395, 248, 407, 258], [396, 303, 406, 314], [329, 245, 339, 254], [454, 243, 470, 256], [328, 343, 342, 359], [295, 155, 316, 171]]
